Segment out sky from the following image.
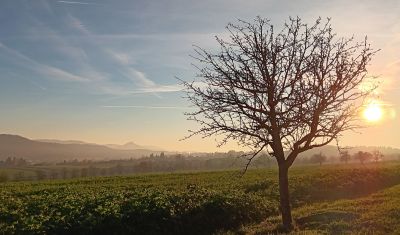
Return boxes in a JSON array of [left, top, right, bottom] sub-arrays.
[[0, 0, 399, 152]]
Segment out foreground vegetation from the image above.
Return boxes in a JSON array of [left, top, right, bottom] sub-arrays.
[[243, 182, 400, 234], [1, 163, 400, 234]]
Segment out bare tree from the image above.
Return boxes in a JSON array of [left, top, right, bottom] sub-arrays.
[[354, 151, 372, 164], [372, 150, 384, 163], [340, 150, 351, 164], [310, 152, 327, 166], [183, 17, 377, 230]]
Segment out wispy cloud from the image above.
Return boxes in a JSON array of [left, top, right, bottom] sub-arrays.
[[128, 81, 208, 94], [57, 1, 96, 5], [125, 69, 155, 87], [1, 10, 186, 97], [66, 15, 161, 93], [67, 15, 91, 35], [130, 84, 183, 94], [75, 32, 224, 41], [0, 41, 89, 82], [106, 50, 136, 65], [102, 105, 193, 110]]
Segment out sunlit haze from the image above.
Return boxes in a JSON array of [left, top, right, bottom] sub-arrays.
[[0, 0, 399, 151], [363, 102, 383, 122]]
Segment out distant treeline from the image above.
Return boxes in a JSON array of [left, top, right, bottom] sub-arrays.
[[1, 150, 400, 183], [306, 150, 390, 165], [0, 152, 273, 182], [0, 157, 29, 167]]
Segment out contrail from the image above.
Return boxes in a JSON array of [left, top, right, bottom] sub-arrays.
[[57, 1, 95, 5], [102, 105, 194, 110]]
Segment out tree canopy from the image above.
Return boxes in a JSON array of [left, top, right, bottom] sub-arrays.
[[184, 17, 377, 166], [183, 16, 377, 230]]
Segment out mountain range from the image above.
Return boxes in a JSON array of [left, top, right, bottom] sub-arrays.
[[36, 139, 163, 151], [106, 142, 163, 151], [0, 134, 162, 162]]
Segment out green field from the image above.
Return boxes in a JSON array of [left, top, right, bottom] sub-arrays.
[[1, 163, 400, 234]]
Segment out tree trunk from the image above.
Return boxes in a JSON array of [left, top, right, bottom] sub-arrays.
[[278, 164, 293, 231]]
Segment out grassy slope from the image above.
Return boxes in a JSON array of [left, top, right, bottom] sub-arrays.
[[242, 183, 400, 234]]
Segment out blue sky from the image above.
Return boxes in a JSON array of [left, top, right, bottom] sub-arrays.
[[0, 0, 399, 151]]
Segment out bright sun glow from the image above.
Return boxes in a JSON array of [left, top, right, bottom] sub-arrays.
[[363, 102, 383, 122]]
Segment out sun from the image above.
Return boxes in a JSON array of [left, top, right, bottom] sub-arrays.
[[363, 102, 383, 122]]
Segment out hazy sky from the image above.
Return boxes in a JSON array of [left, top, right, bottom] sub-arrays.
[[0, 0, 399, 151]]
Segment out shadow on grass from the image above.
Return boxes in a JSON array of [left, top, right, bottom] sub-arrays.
[[295, 211, 357, 234]]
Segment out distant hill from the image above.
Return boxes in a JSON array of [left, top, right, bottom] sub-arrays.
[[106, 141, 163, 151], [0, 134, 161, 162], [36, 139, 93, 145], [37, 138, 163, 151]]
